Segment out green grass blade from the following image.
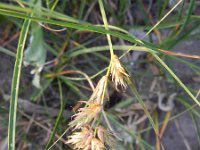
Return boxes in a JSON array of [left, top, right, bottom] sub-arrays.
[[0, 3, 159, 50], [59, 76, 87, 99], [0, 2, 81, 24], [45, 79, 64, 150], [78, 0, 86, 19], [190, 113, 200, 147], [8, 19, 31, 150], [158, 0, 169, 19], [50, 0, 59, 11], [179, 0, 195, 32], [0, 47, 16, 57], [177, 97, 200, 118], [68, 45, 155, 57], [151, 52, 200, 107], [30, 79, 53, 101], [146, 0, 183, 36], [127, 79, 157, 135]]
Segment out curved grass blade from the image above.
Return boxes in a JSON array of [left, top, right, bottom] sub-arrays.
[[0, 2, 81, 24], [8, 19, 31, 150], [45, 79, 64, 150], [0, 5, 158, 51], [127, 79, 158, 135], [151, 52, 200, 107], [68, 45, 154, 57]]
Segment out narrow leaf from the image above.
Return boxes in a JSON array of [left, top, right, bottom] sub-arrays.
[[8, 19, 31, 150]]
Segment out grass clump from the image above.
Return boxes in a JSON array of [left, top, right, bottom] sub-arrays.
[[0, 0, 199, 150]]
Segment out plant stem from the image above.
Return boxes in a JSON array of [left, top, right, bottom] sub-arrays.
[[98, 0, 114, 57]]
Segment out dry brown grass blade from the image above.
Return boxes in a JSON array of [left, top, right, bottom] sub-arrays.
[[159, 111, 171, 137], [159, 49, 200, 59], [154, 111, 160, 150]]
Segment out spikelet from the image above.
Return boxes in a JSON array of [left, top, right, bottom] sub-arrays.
[[110, 54, 130, 91], [66, 126, 93, 150], [67, 73, 116, 150], [67, 126, 105, 150], [69, 102, 102, 129], [69, 76, 108, 129], [89, 75, 108, 105], [91, 138, 105, 150]]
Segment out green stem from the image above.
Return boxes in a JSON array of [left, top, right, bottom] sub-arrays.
[[45, 79, 64, 150], [98, 0, 114, 57]]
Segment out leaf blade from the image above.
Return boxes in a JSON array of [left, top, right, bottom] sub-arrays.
[[8, 19, 31, 150]]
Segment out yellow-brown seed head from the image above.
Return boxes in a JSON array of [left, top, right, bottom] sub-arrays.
[[91, 138, 105, 150], [66, 126, 93, 150], [69, 102, 102, 129], [110, 55, 130, 91], [89, 75, 108, 105]]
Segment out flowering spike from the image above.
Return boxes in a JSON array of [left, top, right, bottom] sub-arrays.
[[89, 75, 108, 105], [66, 126, 105, 150], [110, 55, 130, 91], [66, 126, 93, 150], [91, 138, 104, 150], [69, 103, 102, 130]]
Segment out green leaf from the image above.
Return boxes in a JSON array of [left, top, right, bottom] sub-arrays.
[[24, 22, 46, 67], [23, 0, 46, 88], [8, 19, 31, 150]]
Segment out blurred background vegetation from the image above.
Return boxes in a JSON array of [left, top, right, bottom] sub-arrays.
[[0, 0, 200, 150]]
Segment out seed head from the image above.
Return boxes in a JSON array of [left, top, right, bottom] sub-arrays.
[[89, 75, 108, 105], [110, 55, 130, 91], [69, 102, 102, 129], [67, 126, 105, 150], [91, 138, 105, 150], [66, 126, 93, 150]]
